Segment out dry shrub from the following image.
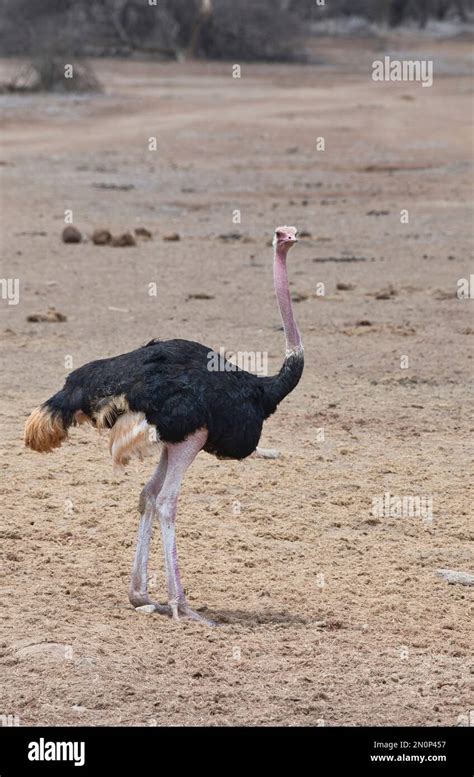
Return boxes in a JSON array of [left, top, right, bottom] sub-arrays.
[[197, 0, 304, 62], [2, 57, 102, 94]]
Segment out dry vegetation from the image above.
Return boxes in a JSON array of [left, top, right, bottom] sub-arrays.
[[0, 0, 472, 61]]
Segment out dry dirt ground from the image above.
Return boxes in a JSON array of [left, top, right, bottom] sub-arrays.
[[0, 36, 472, 727]]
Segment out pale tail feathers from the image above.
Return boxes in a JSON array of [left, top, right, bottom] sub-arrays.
[[25, 397, 158, 469], [24, 406, 68, 453], [108, 412, 158, 471], [93, 394, 130, 429]]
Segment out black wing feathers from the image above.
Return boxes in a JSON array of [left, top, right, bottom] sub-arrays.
[[52, 339, 268, 459]]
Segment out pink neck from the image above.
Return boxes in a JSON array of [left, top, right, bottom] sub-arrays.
[[273, 245, 302, 354]]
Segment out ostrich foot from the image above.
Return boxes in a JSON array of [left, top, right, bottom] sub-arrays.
[[253, 447, 280, 459], [169, 599, 216, 627], [179, 604, 216, 627], [131, 593, 214, 625], [130, 592, 171, 616]]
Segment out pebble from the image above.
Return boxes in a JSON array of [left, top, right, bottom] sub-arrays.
[[62, 226, 82, 243]]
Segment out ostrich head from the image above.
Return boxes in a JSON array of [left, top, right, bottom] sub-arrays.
[[273, 225, 298, 253]]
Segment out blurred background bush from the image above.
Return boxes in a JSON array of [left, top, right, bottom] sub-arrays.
[[0, 0, 471, 63]]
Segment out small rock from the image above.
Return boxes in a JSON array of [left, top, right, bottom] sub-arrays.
[[16, 642, 68, 660], [134, 227, 153, 240], [291, 291, 309, 303], [93, 183, 134, 191], [111, 232, 136, 247], [436, 569, 474, 586], [27, 306, 67, 323], [433, 288, 455, 300], [186, 293, 214, 301], [62, 226, 82, 244], [219, 233, 242, 242], [163, 232, 180, 242], [336, 282, 355, 291], [374, 286, 397, 300], [92, 229, 112, 246]]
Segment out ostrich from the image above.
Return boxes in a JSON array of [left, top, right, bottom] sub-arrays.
[[24, 226, 304, 625]]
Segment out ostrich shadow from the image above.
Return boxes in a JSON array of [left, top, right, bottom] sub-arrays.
[[198, 608, 321, 627]]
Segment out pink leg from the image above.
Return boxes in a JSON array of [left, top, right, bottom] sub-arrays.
[[156, 428, 214, 625], [129, 448, 170, 613]]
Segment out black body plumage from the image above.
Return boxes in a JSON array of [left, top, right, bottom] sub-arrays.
[[44, 339, 304, 460]]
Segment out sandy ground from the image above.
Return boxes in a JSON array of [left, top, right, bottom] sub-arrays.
[[0, 36, 472, 727]]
